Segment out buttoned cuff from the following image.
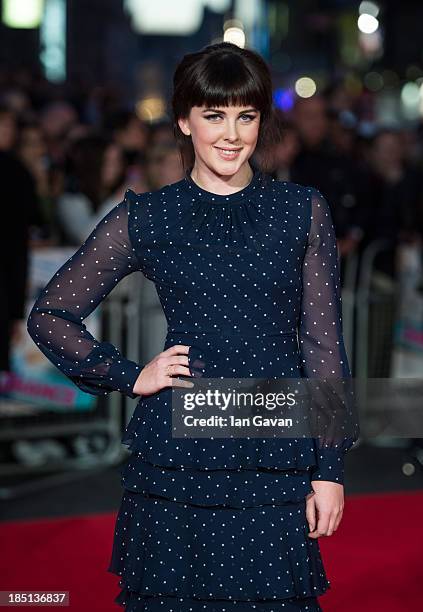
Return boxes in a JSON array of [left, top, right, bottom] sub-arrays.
[[310, 448, 345, 485], [108, 359, 143, 399]]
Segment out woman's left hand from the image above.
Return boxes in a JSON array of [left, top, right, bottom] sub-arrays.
[[305, 481, 344, 538]]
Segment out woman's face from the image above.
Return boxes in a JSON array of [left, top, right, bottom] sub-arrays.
[[178, 104, 260, 175]]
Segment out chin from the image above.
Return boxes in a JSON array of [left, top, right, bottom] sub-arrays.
[[211, 159, 248, 175]]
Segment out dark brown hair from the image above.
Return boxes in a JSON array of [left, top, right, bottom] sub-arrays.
[[64, 133, 126, 210], [171, 42, 281, 173]]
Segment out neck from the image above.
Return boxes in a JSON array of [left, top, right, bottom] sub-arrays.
[[190, 163, 254, 196]]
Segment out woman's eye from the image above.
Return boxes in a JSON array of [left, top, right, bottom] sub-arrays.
[[204, 114, 256, 122]]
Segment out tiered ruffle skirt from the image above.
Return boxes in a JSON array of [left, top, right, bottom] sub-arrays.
[[107, 344, 331, 610], [108, 454, 330, 611]]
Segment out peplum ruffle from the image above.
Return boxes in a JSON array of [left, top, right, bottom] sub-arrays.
[[119, 340, 329, 476], [120, 454, 314, 508], [121, 396, 320, 473]]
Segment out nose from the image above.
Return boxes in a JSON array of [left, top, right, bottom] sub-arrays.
[[223, 118, 240, 143]]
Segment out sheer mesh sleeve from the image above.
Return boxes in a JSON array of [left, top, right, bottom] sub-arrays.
[[299, 188, 360, 484], [26, 190, 143, 399]]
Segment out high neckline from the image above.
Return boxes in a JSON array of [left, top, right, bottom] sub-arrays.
[[181, 166, 262, 205]]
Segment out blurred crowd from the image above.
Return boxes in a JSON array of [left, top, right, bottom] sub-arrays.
[[0, 76, 184, 248], [1, 69, 423, 254], [263, 95, 423, 272], [2, 67, 423, 372], [0, 69, 423, 274], [0, 69, 185, 372]]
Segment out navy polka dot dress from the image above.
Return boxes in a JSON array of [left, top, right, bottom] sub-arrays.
[[27, 168, 358, 611]]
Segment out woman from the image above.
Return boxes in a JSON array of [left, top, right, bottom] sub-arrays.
[[56, 134, 130, 245], [27, 42, 358, 611], [145, 142, 184, 190]]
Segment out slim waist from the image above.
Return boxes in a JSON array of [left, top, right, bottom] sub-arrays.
[[167, 328, 298, 338]]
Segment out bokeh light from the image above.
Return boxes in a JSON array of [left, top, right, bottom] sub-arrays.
[[401, 82, 420, 107], [223, 27, 245, 48], [273, 88, 295, 112], [136, 96, 166, 122], [294, 77, 317, 98], [358, 13, 379, 34], [2, 0, 44, 28]]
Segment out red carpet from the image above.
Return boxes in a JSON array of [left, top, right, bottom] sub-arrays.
[[0, 490, 422, 611]]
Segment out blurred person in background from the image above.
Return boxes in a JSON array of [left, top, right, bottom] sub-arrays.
[[400, 123, 422, 166], [0, 104, 46, 243], [325, 80, 357, 115], [59, 123, 93, 177], [16, 120, 56, 242], [262, 116, 301, 181], [327, 108, 358, 158], [105, 109, 150, 192], [0, 87, 32, 119], [415, 121, 423, 167], [0, 105, 17, 151], [360, 127, 423, 277], [144, 142, 184, 190], [56, 134, 130, 245], [105, 109, 148, 163], [352, 127, 423, 379], [83, 83, 123, 126], [149, 120, 176, 147], [290, 95, 366, 260], [291, 94, 329, 153], [40, 100, 78, 166], [0, 149, 33, 377]]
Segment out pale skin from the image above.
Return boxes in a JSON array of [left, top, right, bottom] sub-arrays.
[[132, 103, 345, 539]]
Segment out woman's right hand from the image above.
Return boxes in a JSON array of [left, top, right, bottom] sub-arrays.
[[132, 344, 194, 396]]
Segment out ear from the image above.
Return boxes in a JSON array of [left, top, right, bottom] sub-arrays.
[[178, 117, 191, 136]]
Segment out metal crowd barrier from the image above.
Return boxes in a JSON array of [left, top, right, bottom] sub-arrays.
[[348, 240, 397, 443], [341, 249, 359, 371], [352, 238, 423, 477], [355, 239, 397, 381], [0, 273, 141, 500]]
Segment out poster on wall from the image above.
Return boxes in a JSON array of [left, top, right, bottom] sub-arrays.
[[391, 243, 423, 377], [0, 247, 100, 412]]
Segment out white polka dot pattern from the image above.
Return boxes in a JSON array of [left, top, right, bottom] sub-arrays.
[[26, 168, 358, 611], [26, 198, 143, 398]]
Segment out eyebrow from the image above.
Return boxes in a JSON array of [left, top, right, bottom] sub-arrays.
[[202, 108, 259, 114]]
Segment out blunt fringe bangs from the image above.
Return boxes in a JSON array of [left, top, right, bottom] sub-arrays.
[[172, 42, 281, 173]]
